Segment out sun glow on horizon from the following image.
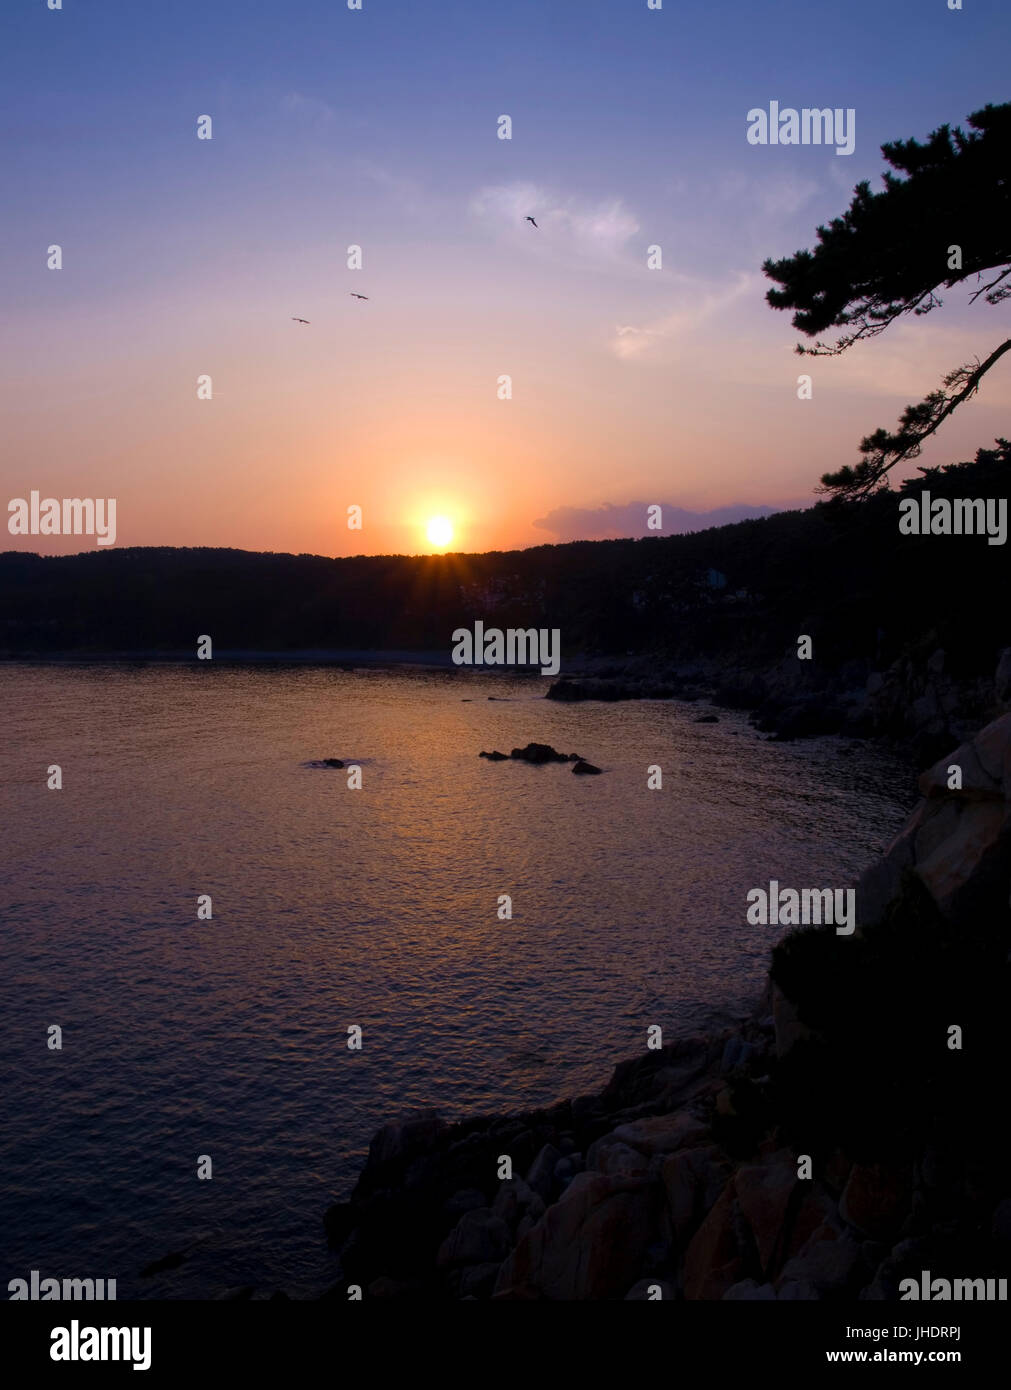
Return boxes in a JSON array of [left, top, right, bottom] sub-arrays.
[[426, 515, 454, 549]]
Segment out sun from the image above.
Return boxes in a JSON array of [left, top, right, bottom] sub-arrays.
[[426, 516, 454, 549]]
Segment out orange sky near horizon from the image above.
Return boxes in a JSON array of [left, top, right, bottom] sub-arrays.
[[6, 267, 1008, 560], [3, 3, 1009, 560]]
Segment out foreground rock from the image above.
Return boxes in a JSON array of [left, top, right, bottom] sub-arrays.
[[324, 717, 1011, 1299], [494, 1172, 659, 1299], [857, 712, 1011, 930], [323, 1033, 734, 1300]]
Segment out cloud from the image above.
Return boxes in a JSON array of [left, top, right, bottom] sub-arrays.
[[469, 182, 640, 266], [280, 91, 337, 125], [827, 154, 867, 196], [805, 318, 1011, 401], [532, 500, 784, 542], [717, 169, 820, 220], [358, 162, 442, 220], [611, 271, 761, 360]]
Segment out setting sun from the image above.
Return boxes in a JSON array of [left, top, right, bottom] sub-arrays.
[[426, 516, 454, 549]]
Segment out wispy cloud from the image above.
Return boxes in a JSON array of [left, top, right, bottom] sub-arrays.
[[801, 319, 1011, 401], [532, 500, 784, 542], [358, 162, 441, 220], [717, 169, 820, 220], [612, 271, 761, 361], [280, 91, 337, 125], [827, 154, 866, 196], [469, 182, 641, 267]]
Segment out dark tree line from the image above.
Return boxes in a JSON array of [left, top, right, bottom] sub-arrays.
[[2, 443, 1008, 681]]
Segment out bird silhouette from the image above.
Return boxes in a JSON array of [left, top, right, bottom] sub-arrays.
[[525, 216, 538, 228], [291, 317, 310, 324], [349, 293, 369, 300]]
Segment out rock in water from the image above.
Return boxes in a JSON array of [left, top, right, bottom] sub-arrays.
[[572, 760, 602, 775], [510, 742, 572, 764], [479, 750, 509, 760], [322, 758, 344, 768]]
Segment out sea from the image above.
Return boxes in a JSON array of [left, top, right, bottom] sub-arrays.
[[0, 661, 914, 1297]]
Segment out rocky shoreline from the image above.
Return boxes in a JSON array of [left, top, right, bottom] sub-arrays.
[[547, 647, 1011, 768], [322, 714, 1011, 1300]]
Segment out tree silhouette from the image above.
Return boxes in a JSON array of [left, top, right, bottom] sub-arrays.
[[763, 102, 1011, 496]]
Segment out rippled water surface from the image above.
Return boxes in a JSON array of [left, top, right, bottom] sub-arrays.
[[0, 662, 913, 1297]]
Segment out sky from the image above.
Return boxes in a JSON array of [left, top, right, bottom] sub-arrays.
[[1, 0, 1009, 557]]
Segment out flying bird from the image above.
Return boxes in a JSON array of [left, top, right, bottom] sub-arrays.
[[349, 293, 369, 300], [291, 317, 310, 324], [525, 216, 538, 228]]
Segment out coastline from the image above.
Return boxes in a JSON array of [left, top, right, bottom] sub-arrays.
[[321, 712, 1011, 1301], [4, 644, 1007, 765]]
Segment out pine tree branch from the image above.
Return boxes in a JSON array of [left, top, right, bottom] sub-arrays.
[[819, 337, 1011, 497]]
